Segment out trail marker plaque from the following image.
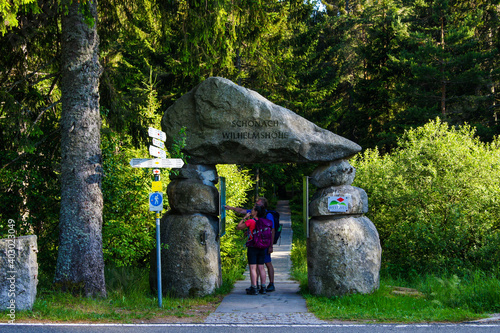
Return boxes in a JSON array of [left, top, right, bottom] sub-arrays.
[[328, 195, 350, 213], [148, 127, 166, 142], [129, 158, 184, 169], [149, 145, 167, 159]]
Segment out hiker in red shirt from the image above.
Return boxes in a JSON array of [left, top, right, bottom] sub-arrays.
[[226, 197, 276, 293], [236, 205, 268, 295]]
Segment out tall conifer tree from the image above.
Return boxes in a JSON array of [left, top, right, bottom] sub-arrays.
[[391, 0, 499, 141], [55, 0, 106, 297]]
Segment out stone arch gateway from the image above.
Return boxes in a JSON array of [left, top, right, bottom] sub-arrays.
[[150, 77, 381, 298]]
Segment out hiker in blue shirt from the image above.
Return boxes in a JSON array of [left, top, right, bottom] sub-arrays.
[[225, 197, 276, 292]]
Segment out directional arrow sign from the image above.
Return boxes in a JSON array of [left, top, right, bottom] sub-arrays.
[[148, 127, 166, 142], [149, 145, 167, 159], [152, 138, 165, 149], [130, 158, 184, 169]]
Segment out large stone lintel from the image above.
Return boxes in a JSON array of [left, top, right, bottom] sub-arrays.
[[162, 77, 361, 164]]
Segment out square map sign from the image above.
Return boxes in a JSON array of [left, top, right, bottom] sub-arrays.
[[328, 196, 349, 213]]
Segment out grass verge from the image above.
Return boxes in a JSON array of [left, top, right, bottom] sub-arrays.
[[289, 205, 500, 323], [2, 265, 240, 323], [302, 279, 491, 323]]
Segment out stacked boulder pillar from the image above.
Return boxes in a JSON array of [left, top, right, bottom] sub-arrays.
[[307, 159, 382, 297], [149, 164, 221, 298]]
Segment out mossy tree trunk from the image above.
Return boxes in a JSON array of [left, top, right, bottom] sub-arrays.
[[54, 0, 106, 298]]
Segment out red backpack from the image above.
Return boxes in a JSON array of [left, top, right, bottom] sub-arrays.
[[246, 217, 273, 249]]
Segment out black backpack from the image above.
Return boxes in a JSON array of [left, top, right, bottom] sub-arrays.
[[267, 210, 282, 244]]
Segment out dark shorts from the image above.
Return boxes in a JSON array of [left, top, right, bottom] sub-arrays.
[[264, 248, 272, 263], [247, 247, 267, 265]]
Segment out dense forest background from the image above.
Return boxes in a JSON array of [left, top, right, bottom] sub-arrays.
[[1, 0, 499, 283]]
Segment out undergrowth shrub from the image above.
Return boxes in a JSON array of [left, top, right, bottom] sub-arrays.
[[352, 118, 500, 277], [217, 164, 255, 282], [101, 133, 155, 267]]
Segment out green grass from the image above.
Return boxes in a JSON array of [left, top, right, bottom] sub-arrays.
[[20, 289, 214, 322], [302, 280, 490, 323], [3, 265, 237, 323], [415, 271, 500, 314]]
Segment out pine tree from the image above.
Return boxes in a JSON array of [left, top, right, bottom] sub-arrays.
[[391, 0, 500, 142], [0, 1, 64, 275], [54, 0, 106, 297]]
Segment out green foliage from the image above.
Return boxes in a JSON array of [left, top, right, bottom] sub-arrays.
[[0, 0, 62, 274], [417, 271, 500, 313], [2, 0, 499, 299], [289, 190, 498, 321], [101, 132, 158, 267], [98, 0, 303, 142], [216, 164, 255, 280], [386, 0, 500, 144], [169, 127, 188, 161], [0, 0, 39, 36], [352, 118, 500, 276], [0, 152, 61, 278], [290, 237, 308, 287], [100, 66, 171, 268], [303, 278, 486, 323], [275, 0, 499, 151], [254, 163, 317, 203], [104, 265, 151, 299], [288, 193, 308, 290], [141, 66, 162, 127]]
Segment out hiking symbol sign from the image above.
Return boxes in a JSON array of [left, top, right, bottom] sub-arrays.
[[149, 192, 163, 212]]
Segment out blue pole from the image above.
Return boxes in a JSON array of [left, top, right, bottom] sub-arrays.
[[154, 170, 162, 308], [156, 212, 162, 307]]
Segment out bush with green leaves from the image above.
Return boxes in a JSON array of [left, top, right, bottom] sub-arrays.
[[352, 118, 500, 276], [100, 68, 173, 268], [216, 164, 255, 281], [101, 132, 159, 267]]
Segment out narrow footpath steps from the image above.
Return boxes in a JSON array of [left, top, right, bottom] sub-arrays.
[[205, 200, 326, 324]]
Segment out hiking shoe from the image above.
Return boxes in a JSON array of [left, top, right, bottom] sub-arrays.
[[246, 286, 259, 295], [246, 285, 258, 294], [259, 286, 267, 294], [266, 283, 275, 292]]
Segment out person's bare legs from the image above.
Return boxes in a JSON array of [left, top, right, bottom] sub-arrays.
[[257, 264, 266, 287], [249, 264, 258, 286], [265, 261, 274, 284]]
